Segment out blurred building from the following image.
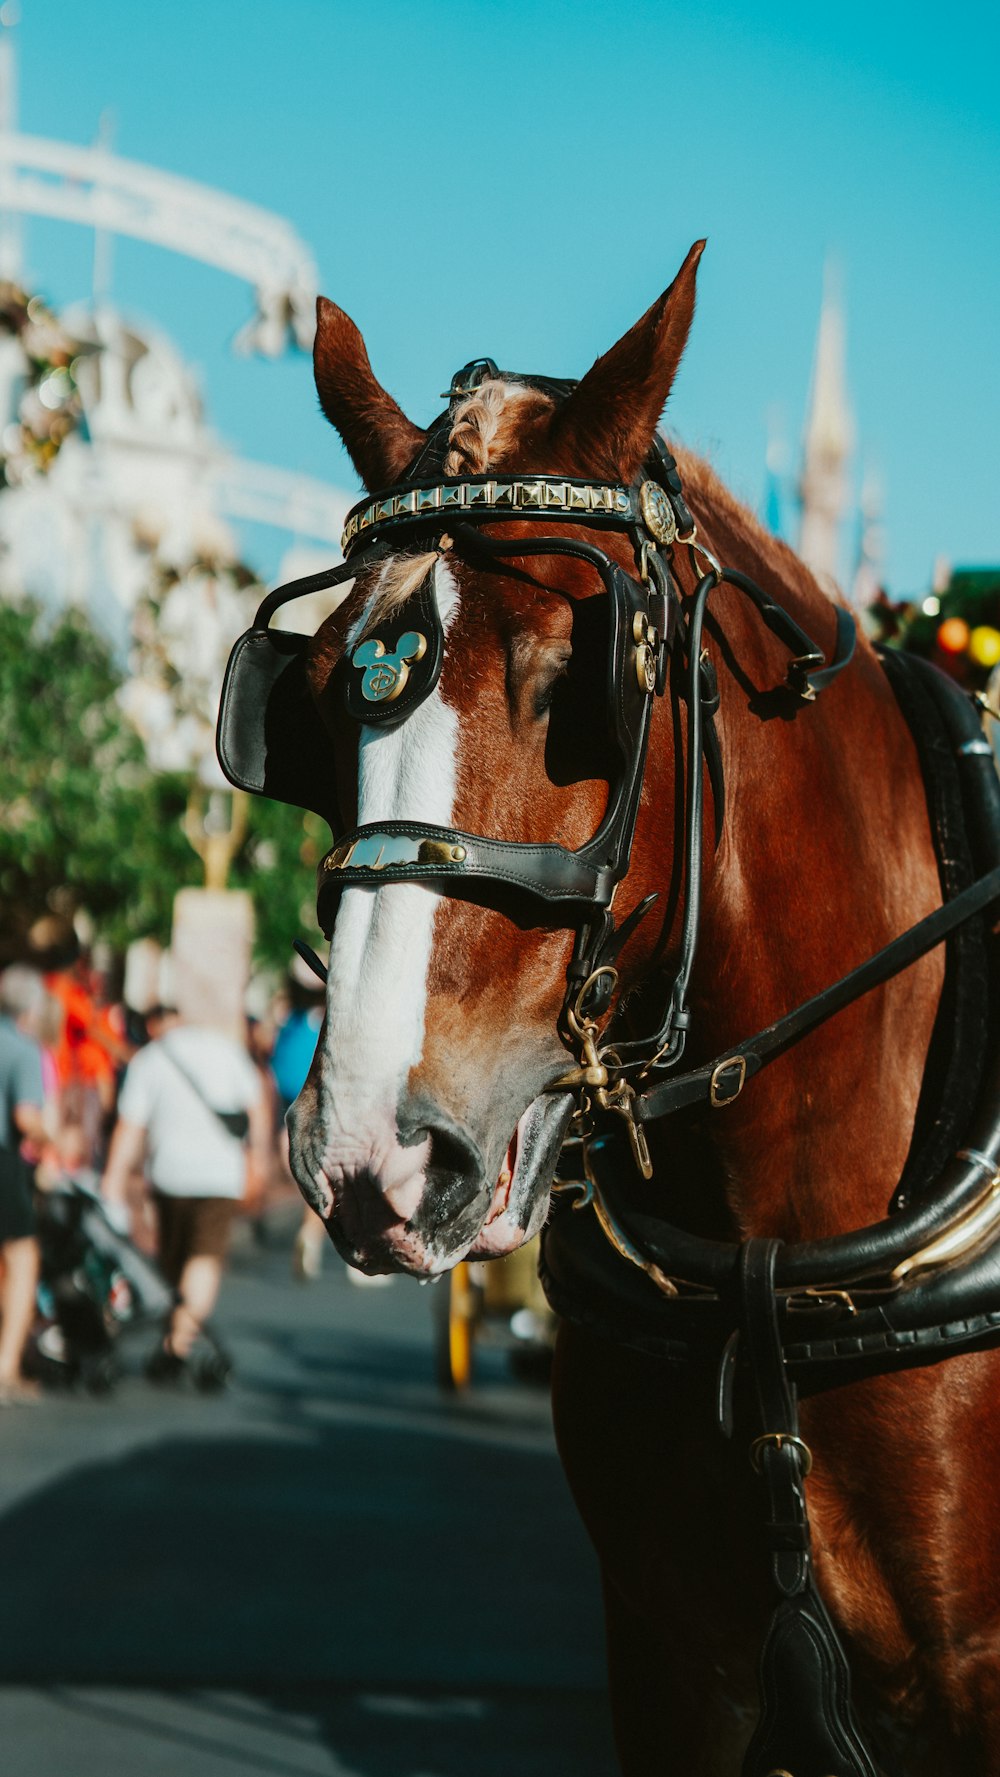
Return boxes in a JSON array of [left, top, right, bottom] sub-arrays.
[[0, 16, 348, 788]]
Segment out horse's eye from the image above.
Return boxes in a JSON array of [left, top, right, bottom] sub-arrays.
[[532, 655, 570, 721]]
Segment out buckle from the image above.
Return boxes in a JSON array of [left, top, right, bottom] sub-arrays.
[[709, 1055, 746, 1108], [749, 1432, 813, 1477]]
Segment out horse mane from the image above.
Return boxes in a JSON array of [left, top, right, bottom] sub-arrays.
[[674, 446, 839, 614]]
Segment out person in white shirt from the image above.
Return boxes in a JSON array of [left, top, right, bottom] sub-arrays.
[[102, 1007, 268, 1376]]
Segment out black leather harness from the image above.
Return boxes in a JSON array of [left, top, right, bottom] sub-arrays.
[[216, 361, 1000, 1776]]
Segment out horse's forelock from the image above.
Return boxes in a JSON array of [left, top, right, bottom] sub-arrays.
[[443, 379, 546, 475]]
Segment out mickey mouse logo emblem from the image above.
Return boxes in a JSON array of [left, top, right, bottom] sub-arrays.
[[351, 630, 427, 703]]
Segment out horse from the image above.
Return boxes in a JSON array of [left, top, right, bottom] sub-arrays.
[[218, 242, 1000, 1775]]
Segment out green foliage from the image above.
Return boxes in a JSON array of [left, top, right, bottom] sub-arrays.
[[0, 601, 198, 960], [231, 797, 328, 972], [0, 600, 324, 970]]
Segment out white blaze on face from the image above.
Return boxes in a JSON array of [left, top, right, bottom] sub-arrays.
[[318, 557, 460, 1154]]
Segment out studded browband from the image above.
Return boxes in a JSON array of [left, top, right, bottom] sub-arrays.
[[341, 473, 683, 555]]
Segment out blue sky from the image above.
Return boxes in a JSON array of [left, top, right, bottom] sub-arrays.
[[13, 0, 1000, 595]]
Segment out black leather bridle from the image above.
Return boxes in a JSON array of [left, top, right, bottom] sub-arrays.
[[220, 359, 863, 1169]]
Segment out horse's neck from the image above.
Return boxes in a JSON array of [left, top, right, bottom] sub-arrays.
[[659, 479, 943, 1242]]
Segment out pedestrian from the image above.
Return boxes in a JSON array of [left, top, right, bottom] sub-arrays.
[[0, 966, 48, 1404], [272, 958, 326, 1281], [101, 1005, 268, 1379]]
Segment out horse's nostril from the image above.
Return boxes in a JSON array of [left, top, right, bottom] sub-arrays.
[[397, 1112, 484, 1195], [428, 1120, 483, 1184]]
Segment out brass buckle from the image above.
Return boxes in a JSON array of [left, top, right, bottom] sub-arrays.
[[749, 1432, 813, 1477], [677, 523, 722, 585], [709, 1055, 746, 1108]]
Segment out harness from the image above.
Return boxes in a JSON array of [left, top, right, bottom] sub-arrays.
[[216, 359, 1000, 1777]]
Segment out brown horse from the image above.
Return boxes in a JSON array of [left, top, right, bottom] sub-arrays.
[[283, 245, 1000, 1775]]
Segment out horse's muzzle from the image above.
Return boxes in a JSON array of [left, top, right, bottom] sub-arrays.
[[289, 1094, 491, 1276]]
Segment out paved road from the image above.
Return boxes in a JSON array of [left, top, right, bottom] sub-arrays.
[[0, 1213, 616, 1776]]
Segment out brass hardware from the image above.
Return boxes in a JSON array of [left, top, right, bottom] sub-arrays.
[[341, 476, 633, 552], [638, 478, 678, 545], [973, 690, 1000, 723], [600, 1077, 653, 1180], [567, 966, 620, 1034], [678, 524, 723, 585], [352, 630, 427, 703], [633, 611, 659, 693], [891, 1172, 1000, 1283], [709, 1055, 746, 1107], [558, 966, 651, 1180], [592, 1184, 675, 1291], [419, 840, 467, 865], [749, 1432, 813, 1477], [323, 839, 357, 872], [323, 833, 467, 873]]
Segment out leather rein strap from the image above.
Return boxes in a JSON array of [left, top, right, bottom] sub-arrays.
[[736, 1240, 879, 1777]]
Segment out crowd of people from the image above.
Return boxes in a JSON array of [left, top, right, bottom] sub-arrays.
[[0, 945, 329, 1403]]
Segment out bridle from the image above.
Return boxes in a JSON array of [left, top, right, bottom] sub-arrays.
[[221, 360, 859, 1160], [218, 353, 1000, 1192], [219, 359, 1000, 1174]]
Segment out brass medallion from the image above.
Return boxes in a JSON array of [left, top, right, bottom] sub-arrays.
[[638, 479, 677, 545], [352, 630, 427, 703]]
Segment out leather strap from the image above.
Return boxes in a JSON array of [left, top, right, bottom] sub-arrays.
[[739, 1240, 809, 1597], [634, 860, 1000, 1123], [736, 1239, 879, 1777]]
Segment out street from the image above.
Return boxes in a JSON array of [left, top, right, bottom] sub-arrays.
[[0, 1213, 616, 1776]]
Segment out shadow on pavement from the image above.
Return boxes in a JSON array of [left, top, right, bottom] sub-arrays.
[[0, 1332, 615, 1773]]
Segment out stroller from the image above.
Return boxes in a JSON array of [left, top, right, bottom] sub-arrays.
[[31, 1178, 231, 1395]]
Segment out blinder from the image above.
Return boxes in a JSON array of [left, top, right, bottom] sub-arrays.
[[216, 552, 370, 826]]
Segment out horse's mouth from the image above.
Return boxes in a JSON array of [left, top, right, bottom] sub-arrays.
[[468, 1089, 573, 1259], [321, 1089, 573, 1277]]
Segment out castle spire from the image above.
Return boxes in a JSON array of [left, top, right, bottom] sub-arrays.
[[798, 262, 853, 590]]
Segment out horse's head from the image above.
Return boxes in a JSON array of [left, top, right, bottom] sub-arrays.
[[285, 243, 705, 1275]]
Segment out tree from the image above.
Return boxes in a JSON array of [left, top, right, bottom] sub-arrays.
[[0, 600, 323, 971]]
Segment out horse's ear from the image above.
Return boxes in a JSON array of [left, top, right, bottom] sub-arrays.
[[313, 297, 426, 490], [552, 240, 706, 482]]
